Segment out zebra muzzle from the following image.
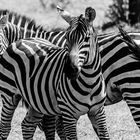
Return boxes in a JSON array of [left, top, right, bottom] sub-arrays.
[[64, 55, 80, 80]]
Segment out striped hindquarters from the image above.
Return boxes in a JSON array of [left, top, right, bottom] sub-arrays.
[[0, 38, 69, 115]]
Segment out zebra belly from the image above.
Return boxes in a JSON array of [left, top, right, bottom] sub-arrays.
[[104, 62, 140, 105]]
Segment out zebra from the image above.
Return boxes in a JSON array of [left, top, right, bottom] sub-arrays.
[[0, 6, 108, 140], [29, 8, 140, 140], [38, 16, 140, 139], [1, 6, 140, 140], [0, 8, 76, 140], [19, 7, 110, 140], [0, 36, 80, 139], [39, 31, 140, 140], [0, 15, 47, 54], [2, 6, 140, 139], [19, 8, 109, 139]]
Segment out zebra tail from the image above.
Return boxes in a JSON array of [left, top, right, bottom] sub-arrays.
[[118, 25, 140, 60]]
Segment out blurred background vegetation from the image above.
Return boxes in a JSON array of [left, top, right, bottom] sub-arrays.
[[102, 0, 140, 31], [37, 0, 140, 32], [2, 0, 140, 33]]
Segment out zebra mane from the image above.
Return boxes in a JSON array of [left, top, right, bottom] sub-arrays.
[[49, 27, 66, 32], [0, 9, 68, 33], [0, 9, 49, 32], [118, 26, 140, 60]]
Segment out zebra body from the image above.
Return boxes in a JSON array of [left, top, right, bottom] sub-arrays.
[[39, 31, 140, 140], [0, 38, 70, 115], [0, 37, 70, 139], [0, 33, 90, 139], [101, 32, 140, 129], [0, 14, 68, 140], [98, 32, 140, 106], [2, 8, 139, 109], [22, 8, 109, 140], [22, 7, 109, 139]]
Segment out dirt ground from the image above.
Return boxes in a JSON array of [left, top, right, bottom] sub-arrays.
[[0, 0, 140, 139]]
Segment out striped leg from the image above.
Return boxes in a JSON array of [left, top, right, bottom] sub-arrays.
[[56, 115, 66, 140], [124, 93, 140, 128], [88, 106, 110, 140], [39, 115, 56, 140], [62, 115, 77, 140], [38, 115, 66, 140], [0, 94, 21, 140], [21, 107, 43, 140]]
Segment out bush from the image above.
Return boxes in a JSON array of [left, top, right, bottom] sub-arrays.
[[102, 0, 129, 30]]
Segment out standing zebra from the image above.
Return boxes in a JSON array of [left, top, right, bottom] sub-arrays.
[[21, 7, 110, 140], [20, 7, 109, 140], [1, 6, 140, 140], [39, 16, 140, 140], [0, 7, 110, 140], [1, 7, 140, 139], [0, 8, 80, 139], [32, 8, 140, 140], [52, 30, 140, 139], [0, 36, 80, 139]]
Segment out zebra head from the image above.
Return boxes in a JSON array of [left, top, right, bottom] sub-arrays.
[[61, 7, 97, 79]]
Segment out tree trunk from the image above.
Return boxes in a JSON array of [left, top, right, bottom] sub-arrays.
[[129, 0, 140, 25]]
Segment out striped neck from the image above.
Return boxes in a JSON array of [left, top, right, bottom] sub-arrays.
[[0, 28, 9, 54], [4, 22, 21, 45]]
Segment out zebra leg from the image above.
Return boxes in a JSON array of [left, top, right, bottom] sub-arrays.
[[38, 115, 56, 140], [21, 107, 43, 140], [61, 115, 77, 140], [88, 106, 110, 140], [38, 115, 66, 140], [56, 115, 66, 140], [124, 95, 140, 128], [0, 94, 21, 140]]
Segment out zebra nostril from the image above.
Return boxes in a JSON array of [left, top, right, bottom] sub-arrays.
[[64, 56, 80, 80]]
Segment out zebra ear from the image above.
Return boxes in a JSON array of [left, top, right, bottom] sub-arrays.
[[0, 15, 8, 28], [85, 7, 96, 26], [57, 5, 73, 24]]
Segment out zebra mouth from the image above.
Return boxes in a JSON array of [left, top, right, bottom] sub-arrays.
[[64, 56, 80, 80]]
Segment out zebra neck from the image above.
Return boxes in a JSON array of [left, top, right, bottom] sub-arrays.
[[45, 31, 66, 47], [5, 24, 21, 45], [83, 46, 101, 70]]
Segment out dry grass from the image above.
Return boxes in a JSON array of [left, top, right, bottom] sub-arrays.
[[1, 101, 140, 140], [0, 0, 140, 139]]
